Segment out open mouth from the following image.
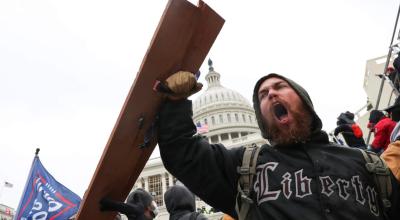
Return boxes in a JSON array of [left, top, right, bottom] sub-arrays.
[[273, 103, 289, 123]]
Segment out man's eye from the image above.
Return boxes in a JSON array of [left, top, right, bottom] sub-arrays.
[[259, 92, 268, 100], [277, 83, 287, 89]]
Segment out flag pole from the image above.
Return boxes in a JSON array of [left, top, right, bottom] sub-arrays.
[[15, 147, 81, 219], [15, 148, 40, 217]]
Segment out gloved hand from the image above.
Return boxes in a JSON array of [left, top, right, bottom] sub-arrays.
[[163, 71, 203, 100], [99, 197, 144, 218]]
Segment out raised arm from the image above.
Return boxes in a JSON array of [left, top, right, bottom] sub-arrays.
[[156, 71, 243, 217]]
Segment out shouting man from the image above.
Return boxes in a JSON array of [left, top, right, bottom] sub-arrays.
[[157, 72, 400, 220]]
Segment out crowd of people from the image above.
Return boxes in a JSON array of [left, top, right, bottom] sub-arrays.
[[100, 184, 209, 220], [331, 55, 400, 157], [102, 56, 400, 220], [332, 105, 399, 155]]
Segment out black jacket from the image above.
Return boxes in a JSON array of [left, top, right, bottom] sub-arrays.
[[334, 124, 366, 148], [333, 112, 366, 148], [157, 100, 400, 220]]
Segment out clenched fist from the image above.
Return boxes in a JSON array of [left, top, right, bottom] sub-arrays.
[[164, 71, 203, 100]]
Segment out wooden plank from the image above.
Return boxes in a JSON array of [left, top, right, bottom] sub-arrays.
[[75, 0, 224, 219]]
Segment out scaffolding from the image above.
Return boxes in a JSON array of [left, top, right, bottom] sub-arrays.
[[366, 2, 400, 143]]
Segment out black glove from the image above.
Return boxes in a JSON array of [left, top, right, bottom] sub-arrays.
[[100, 197, 144, 219]]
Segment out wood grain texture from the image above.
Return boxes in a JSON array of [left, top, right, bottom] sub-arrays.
[[75, 0, 224, 219]]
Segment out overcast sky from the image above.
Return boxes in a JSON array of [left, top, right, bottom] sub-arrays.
[[0, 0, 399, 209]]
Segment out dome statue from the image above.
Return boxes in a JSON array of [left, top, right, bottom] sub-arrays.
[[192, 59, 264, 147]]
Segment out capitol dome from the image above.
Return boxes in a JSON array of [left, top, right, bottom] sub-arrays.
[[133, 59, 267, 220], [193, 59, 262, 146]]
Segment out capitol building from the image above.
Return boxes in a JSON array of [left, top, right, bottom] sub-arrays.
[[130, 59, 267, 220]]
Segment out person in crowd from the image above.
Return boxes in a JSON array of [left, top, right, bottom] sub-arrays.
[[100, 188, 158, 220], [393, 53, 400, 77], [164, 184, 208, 220], [156, 71, 400, 220], [368, 110, 396, 154], [386, 66, 400, 91], [385, 96, 400, 123], [388, 96, 400, 143], [378, 53, 400, 91], [333, 111, 366, 148], [383, 96, 400, 183]]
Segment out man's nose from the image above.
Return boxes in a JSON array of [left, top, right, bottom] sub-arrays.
[[268, 89, 278, 99]]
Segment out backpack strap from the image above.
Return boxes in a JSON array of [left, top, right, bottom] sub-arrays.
[[359, 149, 392, 214], [235, 144, 260, 220]]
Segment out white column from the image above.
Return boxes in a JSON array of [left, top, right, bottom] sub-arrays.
[[168, 173, 173, 187], [162, 174, 167, 195], [144, 177, 149, 191]]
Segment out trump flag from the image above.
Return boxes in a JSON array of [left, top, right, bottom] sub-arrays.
[[15, 150, 81, 220]]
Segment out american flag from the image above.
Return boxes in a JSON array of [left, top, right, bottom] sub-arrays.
[[196, 122, 209, 134]]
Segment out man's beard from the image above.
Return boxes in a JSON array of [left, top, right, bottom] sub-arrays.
[[267, 106, 313, 145]]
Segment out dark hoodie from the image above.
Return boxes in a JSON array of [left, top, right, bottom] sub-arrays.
[[126, 189, 153, 210], [252, 73, 326, 143], [99, 189, 152, 220], [157, 73, 400, 220], [333, 112, 366, 148], [164, 185, 207, 220]]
